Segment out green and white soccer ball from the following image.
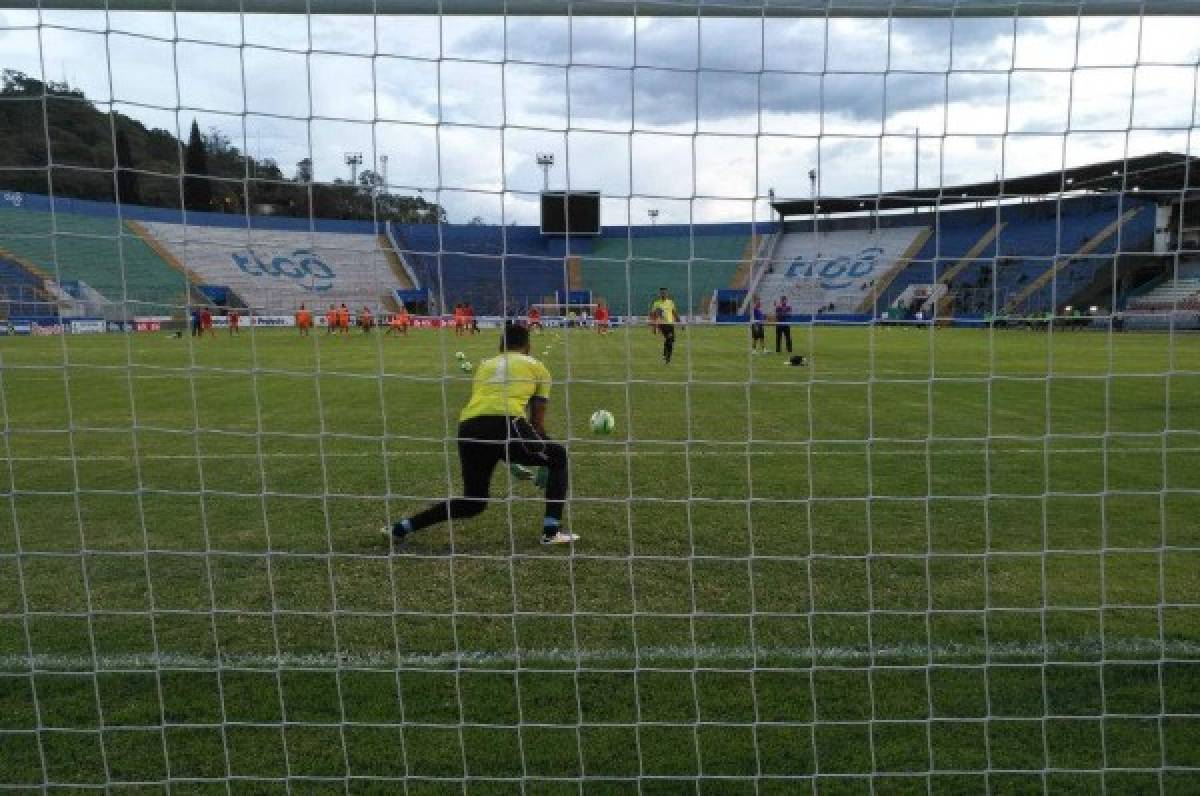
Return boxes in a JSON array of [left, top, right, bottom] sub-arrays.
[[589, 409, 616, 435], [459, 360, 473, 373], [455, 351, 466, 361]]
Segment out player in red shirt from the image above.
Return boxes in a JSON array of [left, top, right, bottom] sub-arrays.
[[200, 308, 215, 338], [464, 303, 479, 335], [527, 305, 542, 331], [227, 310, 240, 336], [594, 301, 610, 335]]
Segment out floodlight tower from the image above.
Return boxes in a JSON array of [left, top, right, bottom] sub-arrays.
[[536, 153, 555, 191], [344, 152, 363, 185], [914, 128, 920, 190], [379, 154, 389, 195], [808, 168, 818, 241]]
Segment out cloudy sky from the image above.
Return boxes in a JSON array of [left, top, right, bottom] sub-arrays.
[[2, 9, 1199, 224]]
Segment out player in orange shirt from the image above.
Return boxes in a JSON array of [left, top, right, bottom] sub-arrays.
[[527, 305, 542, 331], [386, 305, 410, 336], [325, 304, 337, 334], [594, 301, 610, 335], [453, 303, 467, 336], [464, 302, 479, 335], [338, 303, 351, 335], [295, 304, 313, 337], [359, 306, 373, 333]]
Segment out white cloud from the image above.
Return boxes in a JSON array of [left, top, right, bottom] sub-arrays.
[[2, 11, 1199, 224], [310, 52, 376, 121]]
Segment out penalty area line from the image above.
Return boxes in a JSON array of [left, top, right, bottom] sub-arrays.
[[2, 637, 1197, 672]]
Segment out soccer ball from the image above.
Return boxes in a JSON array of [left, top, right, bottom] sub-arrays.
[[455, 351, 466, 360], [589, 409, 616, 435], [460, 360, 473, 373]]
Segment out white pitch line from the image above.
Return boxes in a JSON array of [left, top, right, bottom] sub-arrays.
[[1, 637, 1197, 672], [2, 445, 1192, 463]]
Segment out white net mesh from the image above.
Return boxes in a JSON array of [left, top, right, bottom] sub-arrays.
[[1, 2, 1199, 791]]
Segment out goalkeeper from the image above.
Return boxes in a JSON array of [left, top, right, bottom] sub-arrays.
[[385, 323, 578, 546]]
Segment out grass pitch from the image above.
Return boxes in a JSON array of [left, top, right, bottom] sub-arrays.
[[0, 323, 1198, 793]]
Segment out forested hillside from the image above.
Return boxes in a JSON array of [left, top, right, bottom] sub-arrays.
[[0, 69, 443, 223]]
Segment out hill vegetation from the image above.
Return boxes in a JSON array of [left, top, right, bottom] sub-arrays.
[[0, 69, 444, 224]]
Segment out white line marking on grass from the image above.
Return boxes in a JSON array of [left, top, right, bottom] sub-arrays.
[[4, 446, 1193, 463], [3, 638, 1197, 672]]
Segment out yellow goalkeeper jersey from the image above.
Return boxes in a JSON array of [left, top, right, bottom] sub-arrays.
[[651, 297, 679, 323], [460, 352, 552, 421]]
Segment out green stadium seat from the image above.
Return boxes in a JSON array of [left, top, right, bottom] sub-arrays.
[[0, 207, 190, 314], [581, 232, 750, 315]]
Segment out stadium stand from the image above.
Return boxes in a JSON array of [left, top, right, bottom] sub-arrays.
[[1126, 264, 1200, 311], [580, 226, 751, 316], [390, 223, 581, 315], [0, 254, 55, 318], [868, 218, 1000, 315], [136, 221, 404, 313], [0, 205, 190, 314], [0, 190, 1155, 322], [856, 195, 1155, 318], [755, 226, 929, 315]]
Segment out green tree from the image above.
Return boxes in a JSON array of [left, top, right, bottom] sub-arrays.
[[183, 120, 212, 212], [295, 158, 313, 183], [115, 130, 140, 206]]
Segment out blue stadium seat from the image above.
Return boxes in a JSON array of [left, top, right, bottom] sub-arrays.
[[391, 223, 585, 314], [0, 256, 55, 318]]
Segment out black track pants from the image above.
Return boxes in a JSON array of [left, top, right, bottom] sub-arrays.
[[406, 415, 568, 531]]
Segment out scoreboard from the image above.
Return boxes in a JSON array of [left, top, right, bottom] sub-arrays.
[[540, 191, 601, 235]]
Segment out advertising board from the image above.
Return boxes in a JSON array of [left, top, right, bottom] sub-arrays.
[[70, 319, 106, 334]]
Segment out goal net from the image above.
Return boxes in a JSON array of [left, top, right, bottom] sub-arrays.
[[1, 1, 1198, 791]]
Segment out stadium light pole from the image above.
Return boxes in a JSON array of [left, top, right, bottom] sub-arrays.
[[808, 168, 818, 252], [344, 152, 363, 185], [536, 153, 555, 191], [379, 154, 389, 195], [914, 128, 920, 191]]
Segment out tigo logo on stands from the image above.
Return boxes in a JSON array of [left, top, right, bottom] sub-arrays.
[[785, 247, 884, 290], [231, 248, 336, 292]]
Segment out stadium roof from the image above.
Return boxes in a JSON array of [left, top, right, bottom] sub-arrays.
[[771, 152, 1200, 218], [2, 0, 1198, 15]]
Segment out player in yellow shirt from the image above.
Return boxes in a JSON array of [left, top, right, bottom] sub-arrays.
[[650, 287, 679, 364], [384, 323, 578, 546]]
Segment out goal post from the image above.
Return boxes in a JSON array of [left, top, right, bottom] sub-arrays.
[[1, 0, 1199, 791], [531, 302, 599, 317]]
